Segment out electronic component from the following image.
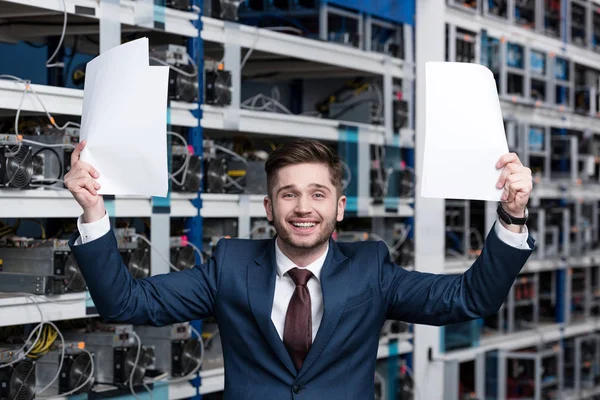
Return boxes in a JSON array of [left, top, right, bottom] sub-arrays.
[[170, 235, 202, 270], [205, 61, 232, 106], [135, 323, 202, 378], [0, 239, 86, 294], [64, 325, 154, 389], [115, 228, 151, 279], [0, 359, 35, 400], [171, 145, 202, 193], [34, 343, 95, 397], [0, 135, 33, 189], [203, 0, 243, 21], [151, 44, 199, 103], [0, 272, 52, 295]]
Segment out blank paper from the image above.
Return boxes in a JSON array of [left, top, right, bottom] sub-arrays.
[[421, 62, 509, 201], [79, 38, 170, 197]]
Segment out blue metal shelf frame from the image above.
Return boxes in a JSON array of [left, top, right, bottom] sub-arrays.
[[187, 0, 205, 397]]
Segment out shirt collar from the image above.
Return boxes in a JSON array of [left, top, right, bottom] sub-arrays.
[[274, 238, 329, 281]]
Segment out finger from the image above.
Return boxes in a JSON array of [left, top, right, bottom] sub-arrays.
[[496, 152, 523, 169], [74, 159, 99, 179], [73, 177, 100, 196], [65, 168, 94, 182], [71, 140, 85, 167], [496, 163, 515, 189], [507, 179, 531, 204], [502, 175, 531, 202]]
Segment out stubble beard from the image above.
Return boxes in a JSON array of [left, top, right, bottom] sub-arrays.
[[273, 208, 338, 254]]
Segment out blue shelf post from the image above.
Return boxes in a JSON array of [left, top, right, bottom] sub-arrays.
[[188, 0, 205, 398]]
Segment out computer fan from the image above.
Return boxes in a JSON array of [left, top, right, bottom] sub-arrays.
[[0, 360, 36, 400], [64, 254, 87, 292], [205, 69, 232, 106], [169, 64, 199, 103], [171, 245, 196, 271], [171, 146, 202, 193], [176, 338, 203, 376], [0, 144, 33, 189], [127, 241, 151, 279], [204, 157, 228, 193]]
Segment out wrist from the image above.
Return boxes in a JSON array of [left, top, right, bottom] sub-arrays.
[[83, 203, 106, 224], [503, 205, 525, 219]]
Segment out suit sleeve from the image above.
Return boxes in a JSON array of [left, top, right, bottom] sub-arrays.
[[378, 222, 535, 326], [69, 229, 225, 327]]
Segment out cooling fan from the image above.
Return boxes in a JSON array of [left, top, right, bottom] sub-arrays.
[[180, 338, 202, 375], [171, 246, 196, 271], [64, 254, 87, 292], [172, 338, 203, 377], [0, 145, 33, 189], [205, 69, 232, 106], [171, 151, 202, 193], [124, 346, 154, 385], [128, 240, 151, 279], [169, 64, 199, 103], [60, 353, 95, 394], [0, 360, 36, 400], [204, 157, 228, 193]]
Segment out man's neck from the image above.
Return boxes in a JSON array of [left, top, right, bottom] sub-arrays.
[[276, 237, 328, 268]]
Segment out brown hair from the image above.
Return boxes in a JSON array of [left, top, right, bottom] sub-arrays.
[[265, 139, 344, 197]]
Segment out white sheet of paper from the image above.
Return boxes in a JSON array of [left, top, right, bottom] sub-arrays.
[[79, 38, 170, 197], [421, 62, 509, 201]]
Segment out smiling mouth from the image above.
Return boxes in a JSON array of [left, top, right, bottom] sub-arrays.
[[290, 222, 317, 229]]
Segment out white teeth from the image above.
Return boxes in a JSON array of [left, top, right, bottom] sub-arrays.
[[292, 222, 316, 228]]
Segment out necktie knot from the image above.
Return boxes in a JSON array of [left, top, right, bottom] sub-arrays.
[[287, 268, 313, 287]]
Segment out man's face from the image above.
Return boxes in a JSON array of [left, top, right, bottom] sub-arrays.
[[264, 163, 346, 252]]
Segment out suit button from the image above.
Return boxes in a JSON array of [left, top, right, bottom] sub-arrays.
[[293, 385, 301, 394]]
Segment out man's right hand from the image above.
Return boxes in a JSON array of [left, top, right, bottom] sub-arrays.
[[64, 140, 105, 223]]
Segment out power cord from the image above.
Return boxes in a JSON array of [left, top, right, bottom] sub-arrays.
[[46, 0, 68, 68]]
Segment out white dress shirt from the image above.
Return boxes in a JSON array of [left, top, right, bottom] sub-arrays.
[[74, 211, 531, 340], [271, 239, 328, 342]]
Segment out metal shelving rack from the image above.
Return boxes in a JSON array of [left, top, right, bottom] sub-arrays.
[[0, 0, 417, 398], [415, 0, 600, 399]]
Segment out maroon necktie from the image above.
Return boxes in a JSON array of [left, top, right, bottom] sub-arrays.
[[283, 267, 314, 371]]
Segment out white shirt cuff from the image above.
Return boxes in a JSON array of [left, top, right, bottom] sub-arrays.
[[75, 210, 110, 245], [494, 216, 530, 250]]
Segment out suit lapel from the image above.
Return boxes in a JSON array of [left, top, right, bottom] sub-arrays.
[[247, 239, 297, 376], [297, 238, 350, 380]]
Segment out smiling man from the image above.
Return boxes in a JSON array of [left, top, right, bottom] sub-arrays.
[[66, 138, 535, 400]]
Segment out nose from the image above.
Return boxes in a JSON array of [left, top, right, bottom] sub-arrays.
[[294, 195, 311, 214]]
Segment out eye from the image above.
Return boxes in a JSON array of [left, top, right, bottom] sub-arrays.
[[313, 192, 325, 198], [282, 193, 296, 198]]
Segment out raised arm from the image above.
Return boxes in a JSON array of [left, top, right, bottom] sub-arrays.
[[64, 140, 222, 326], [378, 223, 534, 326], [69, 228, 224, 326]]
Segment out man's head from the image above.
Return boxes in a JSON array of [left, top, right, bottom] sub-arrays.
[[263, 139, 346, 261]]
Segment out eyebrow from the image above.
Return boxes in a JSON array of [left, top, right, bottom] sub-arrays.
[[276, 183, 332, 194]]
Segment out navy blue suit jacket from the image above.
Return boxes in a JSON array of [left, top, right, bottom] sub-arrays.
[[69, 223, 534, 399]]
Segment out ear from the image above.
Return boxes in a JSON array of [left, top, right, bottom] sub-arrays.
[[264, 196, 274, 222], [336, 195, 346, 222]]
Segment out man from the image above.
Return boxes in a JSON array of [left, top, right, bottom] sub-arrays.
[[66, 138, 534, 399]]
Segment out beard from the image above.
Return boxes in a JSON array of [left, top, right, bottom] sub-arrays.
[[272, 208, 338, 253]]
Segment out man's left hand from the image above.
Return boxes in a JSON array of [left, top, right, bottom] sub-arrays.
[[496, 153, 533, 220]]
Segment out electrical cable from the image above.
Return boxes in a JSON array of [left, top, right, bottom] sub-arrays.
[[167, 131, 192, 187], [0, 294, 45, 369], [34, 321, 65, 396], [46, 0, 68, 68], [129, 331, 146, 400], [0, 75, 80, 159], [36, 347, 95, 399], [149, 56, 198, 78], [131, 233, 181, 272]]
